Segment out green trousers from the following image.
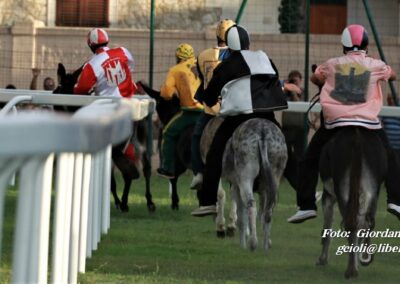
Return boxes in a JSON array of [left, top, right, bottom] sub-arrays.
[[161, 110, 200, 173]]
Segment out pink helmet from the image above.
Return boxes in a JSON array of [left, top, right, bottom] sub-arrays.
[[87, 28, 109, 47], [341, 24, 369, 51]]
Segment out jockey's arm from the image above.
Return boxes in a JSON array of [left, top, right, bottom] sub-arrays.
[[73, 64, 96, 95], [389, 68, 397, 81], [160, 71, 177, 100]]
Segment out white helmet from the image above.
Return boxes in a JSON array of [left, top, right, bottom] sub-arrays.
[[226, 25, 250, 51], [87, 28, 109, 47]]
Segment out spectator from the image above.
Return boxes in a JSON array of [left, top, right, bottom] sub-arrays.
[[30, 68, 56, 91]]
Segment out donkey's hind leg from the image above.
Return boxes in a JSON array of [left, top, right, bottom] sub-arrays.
[[110, 170, 121, 210], [233, 183, 248, 249], [216, 181, 226, 238], [169, 177, 180, 210], [120, 174, 132, 212], [239, 180, 257, 251], [142, 150, 156, 212], [226, 186, 237, 237], [317, 183, 336, 266], [259, 190, 272, 253]]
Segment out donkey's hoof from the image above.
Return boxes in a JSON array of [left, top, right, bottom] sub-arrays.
[[226, 227, 235, 237], [171, 204, 179, 210], [115, 203, 121, 210], [344, 267, 358, 279], [147, 203, 156, 212], [120, 203, 129, 212], [359, 252, 374, 266], [217, 230, 226, 238], [316, 258, 328, 266]]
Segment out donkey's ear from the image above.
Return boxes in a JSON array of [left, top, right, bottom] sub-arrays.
[[57, 63, 66, 77]]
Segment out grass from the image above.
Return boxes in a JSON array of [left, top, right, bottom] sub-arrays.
[[1, 172, 400, 283]]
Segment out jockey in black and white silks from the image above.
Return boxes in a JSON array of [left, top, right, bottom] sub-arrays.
[[191, 25, 288, 217]]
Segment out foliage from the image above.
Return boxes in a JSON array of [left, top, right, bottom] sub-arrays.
[[278, 0, 303, 33]]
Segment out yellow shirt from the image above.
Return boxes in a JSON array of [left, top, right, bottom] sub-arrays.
[[160, 58, 203, 111], [197, 47, 227, 115]]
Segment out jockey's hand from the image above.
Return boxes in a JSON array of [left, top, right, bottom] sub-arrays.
[[32, 68, 41, 77], [284, 82, 302, 95]]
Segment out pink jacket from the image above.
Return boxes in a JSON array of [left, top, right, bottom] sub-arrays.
[[316, 51, 392, 129]]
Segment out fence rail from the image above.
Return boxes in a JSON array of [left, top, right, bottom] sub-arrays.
[[0, 92, 154, 283]]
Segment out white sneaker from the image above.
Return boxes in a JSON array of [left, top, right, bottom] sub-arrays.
[[387, 203, 400, 219], [287, 210, 317, 223], [190, 173, 203, 190], [315, 191, 323, 202], [191, 205, 217, 217]]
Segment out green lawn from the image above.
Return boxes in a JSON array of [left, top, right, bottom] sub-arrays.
[[1, 172, 400, 283]]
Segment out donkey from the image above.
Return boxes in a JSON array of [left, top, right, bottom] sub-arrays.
[[139, 81, 193, 210], [54, 63, 155, 212], [202, 118, 287, 251], [317, 127, 387, 278]]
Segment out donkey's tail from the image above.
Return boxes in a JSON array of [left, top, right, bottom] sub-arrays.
[[345, 128, 363, 231], [258, 140, 277, 211]]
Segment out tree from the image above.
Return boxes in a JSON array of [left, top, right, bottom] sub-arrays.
[[278, 0, 303, 33]]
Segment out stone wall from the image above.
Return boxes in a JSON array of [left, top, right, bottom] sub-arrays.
[[1, 22, 399, 99]]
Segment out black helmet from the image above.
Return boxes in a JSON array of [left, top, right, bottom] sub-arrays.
[[225, 25, 250, 51]]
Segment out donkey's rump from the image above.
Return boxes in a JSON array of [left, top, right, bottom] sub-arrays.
[[318, 126, 387, 278], [222, 118, 287, 187], [221, 118, 287, 252], [319, 127, 387, 203]]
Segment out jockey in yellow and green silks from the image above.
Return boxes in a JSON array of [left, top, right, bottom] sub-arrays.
[[157, 43, 203, 178]]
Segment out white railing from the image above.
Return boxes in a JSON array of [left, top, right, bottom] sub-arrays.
[[0, 90, 155, 283], [285, 101, 400, 117]]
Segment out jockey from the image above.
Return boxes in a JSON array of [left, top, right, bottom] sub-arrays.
[[74, 28, 139, 180], [73, 28, 138, 97], [191, 25, 288, 217], [190, 19, 236, 190], [156, 43, 203, 179], [288, 24, 400, 223]]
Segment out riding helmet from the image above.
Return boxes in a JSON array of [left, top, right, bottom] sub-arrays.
[[175, 43, 195, 60], [226, 25, 250, 51], [341, 24, 369, 51], [216, 19, 236, 42], [87, 28, 109, 47]]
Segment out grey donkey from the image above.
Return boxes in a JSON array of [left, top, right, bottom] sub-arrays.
[[201, 118, 288, 252]]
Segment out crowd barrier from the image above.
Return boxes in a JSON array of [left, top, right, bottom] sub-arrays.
[[0, 90, 155, 283]]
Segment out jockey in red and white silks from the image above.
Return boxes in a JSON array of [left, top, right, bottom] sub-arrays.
[[74, 28, 138, 97]]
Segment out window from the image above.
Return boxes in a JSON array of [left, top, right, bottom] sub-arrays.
[[56, 0, 109, 27], [310, 0, 347, 34]]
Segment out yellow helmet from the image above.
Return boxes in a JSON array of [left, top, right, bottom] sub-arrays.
[[216, 19, 236, 42], [176, 43, 195, 60]]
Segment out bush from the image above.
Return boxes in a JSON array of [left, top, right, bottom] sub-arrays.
[[278, 0, 303, 33]]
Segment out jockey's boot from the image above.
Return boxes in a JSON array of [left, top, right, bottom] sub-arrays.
[[156, 168, 175, 179], [191, 205, 217, 217], [190, 173, 203, 190], [387, 203, 400, 219], [287, 209, 317, 223]]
